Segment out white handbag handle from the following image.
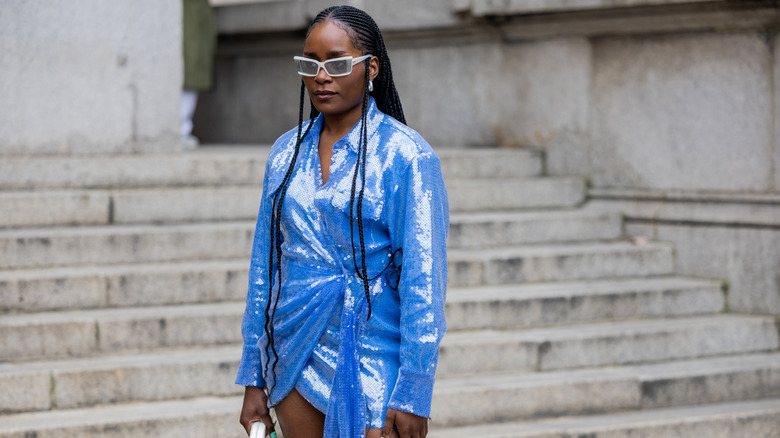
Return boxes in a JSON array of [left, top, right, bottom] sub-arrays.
[[249, 421, 266, 438]]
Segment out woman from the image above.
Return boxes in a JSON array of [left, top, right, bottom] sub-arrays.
[[236, 6, 449, 438]]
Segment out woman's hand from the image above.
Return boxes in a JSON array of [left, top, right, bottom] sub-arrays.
[[239, 386, 275, 436], [382, 407, 428, 438]]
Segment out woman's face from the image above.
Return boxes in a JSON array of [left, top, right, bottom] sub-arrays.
[[302, 20, 378, 120]]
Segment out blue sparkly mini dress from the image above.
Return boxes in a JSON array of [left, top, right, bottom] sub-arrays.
[[236, 98, 449, 437]]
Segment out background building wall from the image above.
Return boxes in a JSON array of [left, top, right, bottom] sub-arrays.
[[198, 0, 780, 315], [0, 0, 182, 155]]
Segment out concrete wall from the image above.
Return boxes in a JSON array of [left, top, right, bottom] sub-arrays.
[[590, 32, 773, 192], [198, 0, 780, 315], [0, 1, 182, 155]]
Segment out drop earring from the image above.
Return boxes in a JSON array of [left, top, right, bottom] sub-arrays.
[[368, 80, 374, 92]]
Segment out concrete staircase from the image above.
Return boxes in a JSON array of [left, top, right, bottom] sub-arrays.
[[1, 147, 778, 437]]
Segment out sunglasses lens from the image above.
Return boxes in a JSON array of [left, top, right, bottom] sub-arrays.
[[324, 58, 351, 76], [296, 59, 320, 76]]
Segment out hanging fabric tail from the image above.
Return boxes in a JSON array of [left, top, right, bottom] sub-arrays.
[[324, 289, 368, 437]]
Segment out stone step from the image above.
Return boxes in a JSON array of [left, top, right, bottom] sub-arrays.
[[2, 324, 777, 416], [438, 148, 542, 179], [0, 222, 255, 269], [438, 315, 779, 376], [0, 211, 646, 271], [0, 147, 540, 191], [428, 398, 780, 438], [0, 345, 242, 413], [0, 396, 243, 438], [2, 354, 779, 435], [446, 277, 724, 330], [0, 208, 620, 270], [0, 302, 244, 362], [0, 175, 578, 229], [2, 277, 768, 369], [1, 238, 676, 315], [446, 177, 585, 211], [449, 241, 675, 286], [0, 190, 111, 229], [448, 209, 622, 249], [0, 260, 249, 314], [0, 241, 714, 320], [0, 148, 269, 190], [431, 352, 780, 427]]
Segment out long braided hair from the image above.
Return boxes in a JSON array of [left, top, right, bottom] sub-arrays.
[[262, 5, 406, 396]]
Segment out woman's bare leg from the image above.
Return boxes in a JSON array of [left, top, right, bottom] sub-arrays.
[[274, 388, 325, 438]]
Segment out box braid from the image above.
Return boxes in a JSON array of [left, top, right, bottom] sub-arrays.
[[263, 80, 315, 395], [263, 5, 407, 396]]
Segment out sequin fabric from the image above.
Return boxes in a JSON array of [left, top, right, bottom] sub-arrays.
[[236, 98, 449, 436]]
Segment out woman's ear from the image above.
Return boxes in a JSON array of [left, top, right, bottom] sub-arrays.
[[369, 55, 379, 82]]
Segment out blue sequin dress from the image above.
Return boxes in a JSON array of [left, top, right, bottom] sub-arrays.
[[236, 98, 449, 437]]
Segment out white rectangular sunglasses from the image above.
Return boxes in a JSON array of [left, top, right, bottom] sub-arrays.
[[294, 54, 372, 77]]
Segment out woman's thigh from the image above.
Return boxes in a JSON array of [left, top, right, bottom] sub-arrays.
[[274, 388, 325, 438]]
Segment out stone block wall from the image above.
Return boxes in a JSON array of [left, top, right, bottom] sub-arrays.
[[197, 0, 780, 315], [0, 0, 182, 155]]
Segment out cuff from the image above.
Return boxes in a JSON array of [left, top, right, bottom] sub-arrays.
[[235, 345, 265, 388], [387, 368, 435, 418]]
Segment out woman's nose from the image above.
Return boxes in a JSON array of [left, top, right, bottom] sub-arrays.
[[315, 66, 332, 83]]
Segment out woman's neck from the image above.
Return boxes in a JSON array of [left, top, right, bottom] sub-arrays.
[[320, 105, 364, 140]]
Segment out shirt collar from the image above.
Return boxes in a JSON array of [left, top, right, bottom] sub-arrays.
[[310, 97, 382, 153]]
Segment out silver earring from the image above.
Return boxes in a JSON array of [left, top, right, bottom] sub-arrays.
[[368, 80, 374, 92]]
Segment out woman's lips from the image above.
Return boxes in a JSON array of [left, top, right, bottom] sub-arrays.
[[314, 90, 336, 101]]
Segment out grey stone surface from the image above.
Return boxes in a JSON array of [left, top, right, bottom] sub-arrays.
[[637, 353, 780, 408], [112, 187, 260, 224], [0, 346, 240, 410], [643, 224, 780, 315], [0, 313, 97, 361], [469, 0, 716, 16], [448, 241, 674, 287], [493, 38, 591, 176], [446, 277, 724, 330], [0, 268, 108, 314], [0, 1, 181, 155], [585, 195, 780, 227], [448, 210, 621, 249], [195, 52, 302, 144], [775, 32, 780, 191], [432, 369, 640, 427], [0, 191, 109, 228], [50, 346, 241, 409], [215, 0, 462, 34], [0, 370, 50, 413], [102, 261, 248, 307], [0, 261, 247, 314], [1, 302, 243, 361], [445, 178, 585, 212], [215, 0, 307, 34], [0, 396, 242, 438], [535, 315, 778, 370], [590, 31, 773, 191], [95, 303, 243, 352], [437, 353, 780, 428], [0, 150, 268, 190], [0, 222, 254, 269], [428, 397, 780, 437], [437, 148, 542, 179], [387, 42, 504, 148], [441, 315, 777, 375]]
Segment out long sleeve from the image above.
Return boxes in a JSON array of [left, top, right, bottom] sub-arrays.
[[385, 151, 449, 418], [235, 159, 276, 388]]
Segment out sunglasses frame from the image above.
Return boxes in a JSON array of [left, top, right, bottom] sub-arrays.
[[294, 54, 373, 77]]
